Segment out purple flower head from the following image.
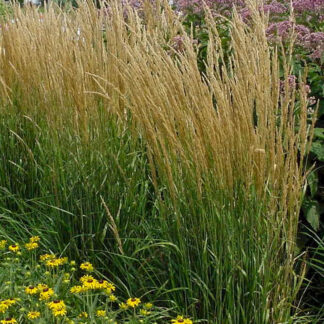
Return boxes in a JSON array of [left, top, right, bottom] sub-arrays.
[[292, 0, 324, 12], [266, 20, 310, 43]]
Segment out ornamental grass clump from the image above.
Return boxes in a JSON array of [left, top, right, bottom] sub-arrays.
[[0, 235, 186, 323], [0, 0, 317, 322]]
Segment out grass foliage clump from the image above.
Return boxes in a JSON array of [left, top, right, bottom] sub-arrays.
[[0, 0, 317, 322]]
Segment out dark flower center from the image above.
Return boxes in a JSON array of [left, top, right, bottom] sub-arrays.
[[87, 279, 93, 283], [98, 279, 104, 283], [5, 318, 12, 321], [43, 288, 49, 292], [131, 298, 136, 302], [12, 245, 16, 248], [53, 300, 60, 303], [29, 286, 34, 289], [178, 320, 184, 323]]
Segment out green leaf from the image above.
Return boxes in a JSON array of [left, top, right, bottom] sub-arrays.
[[310, 141, 324, 162], [313, 128, 324, 141], [302, 199, 320, 231], [307, 171, 318, 198]]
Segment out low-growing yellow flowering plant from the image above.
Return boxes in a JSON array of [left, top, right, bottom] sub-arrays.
[[0, 235, 193, 323]]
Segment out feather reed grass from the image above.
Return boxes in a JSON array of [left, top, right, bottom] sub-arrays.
[[0, 1, 316, 322]]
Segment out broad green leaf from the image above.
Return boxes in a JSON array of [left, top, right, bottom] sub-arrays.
[[314, 128, 324, 141], [302, 199, 320, 231], [310, 141, 324, 162]]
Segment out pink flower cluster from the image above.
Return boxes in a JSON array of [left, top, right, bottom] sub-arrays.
[[174, 0, 244, 15], [171, 0, 324, 61], [266, 21, 310, 42], [292, 0, 324, 12]]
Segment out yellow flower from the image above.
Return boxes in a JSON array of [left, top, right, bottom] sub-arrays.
[[25, 242, 39, 251], [96, 310, 106, 317], [52, 307, 67, 317], [0, 240, 7, 249], [82, 278, 98, 290], [40, 254, 55, 261], [25, 286, 38, 295], [109, 294, 117, 302], [2, 298, 18, 306], [46, 257, 68, 268], [37, 283, 48, 290], [171, 316, 193, 324], [126, 297, 141, 308], [80, 262, 94, 272], [140, 309, 150, 316], [70, 285, 85, 294], [46, 259, 60, 267], [105, 283, 116, 295], [0, 303, 9, 313], [79, 275, 94, 283], [56, 257, 68, 265], [78, 312, 88, 318], [8, 244, 19, 253], [1, 318, 17, 324], [96, 279, 109, 289], [119, 302, 128, 310], [27, 311, 41, 319], [47, 300, 66, 311], [144, 303, 153, 309], [39, 287, 54, 301], [29, 236, 40, 243]]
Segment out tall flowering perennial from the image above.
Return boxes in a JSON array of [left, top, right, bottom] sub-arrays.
[[0, 235, 191, 323], [173, 0, 324, 60]]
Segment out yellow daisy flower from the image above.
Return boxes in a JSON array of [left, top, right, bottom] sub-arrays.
[[47, 300, 66, 311], [96, 279, 109, 289], [39, 287, 54, 301], [37, 283, 48, 290], [171, 316, 193, 324], [2, 298, 18, 306], [27, 311, 41, 319], [96, 310, 106, 317], [80, 275, 95, 283], [8, 244, 19, 253], [1, 318, 17, 324], [25, 242, 39, 251], [70, 285, 85, 294], [82, 278, 98, 290], [0, 240, 7, 249], [25, 286, 38, 295], [80, 262, 94, 272], [0, 303, 9, 313], [56, 257, 68, 265], [105, 283, 116, 295], [29, 236, 40, 243], [40, 254, 55, 261], [52, 307, 67, 317], [126, 297, 141, 308]]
